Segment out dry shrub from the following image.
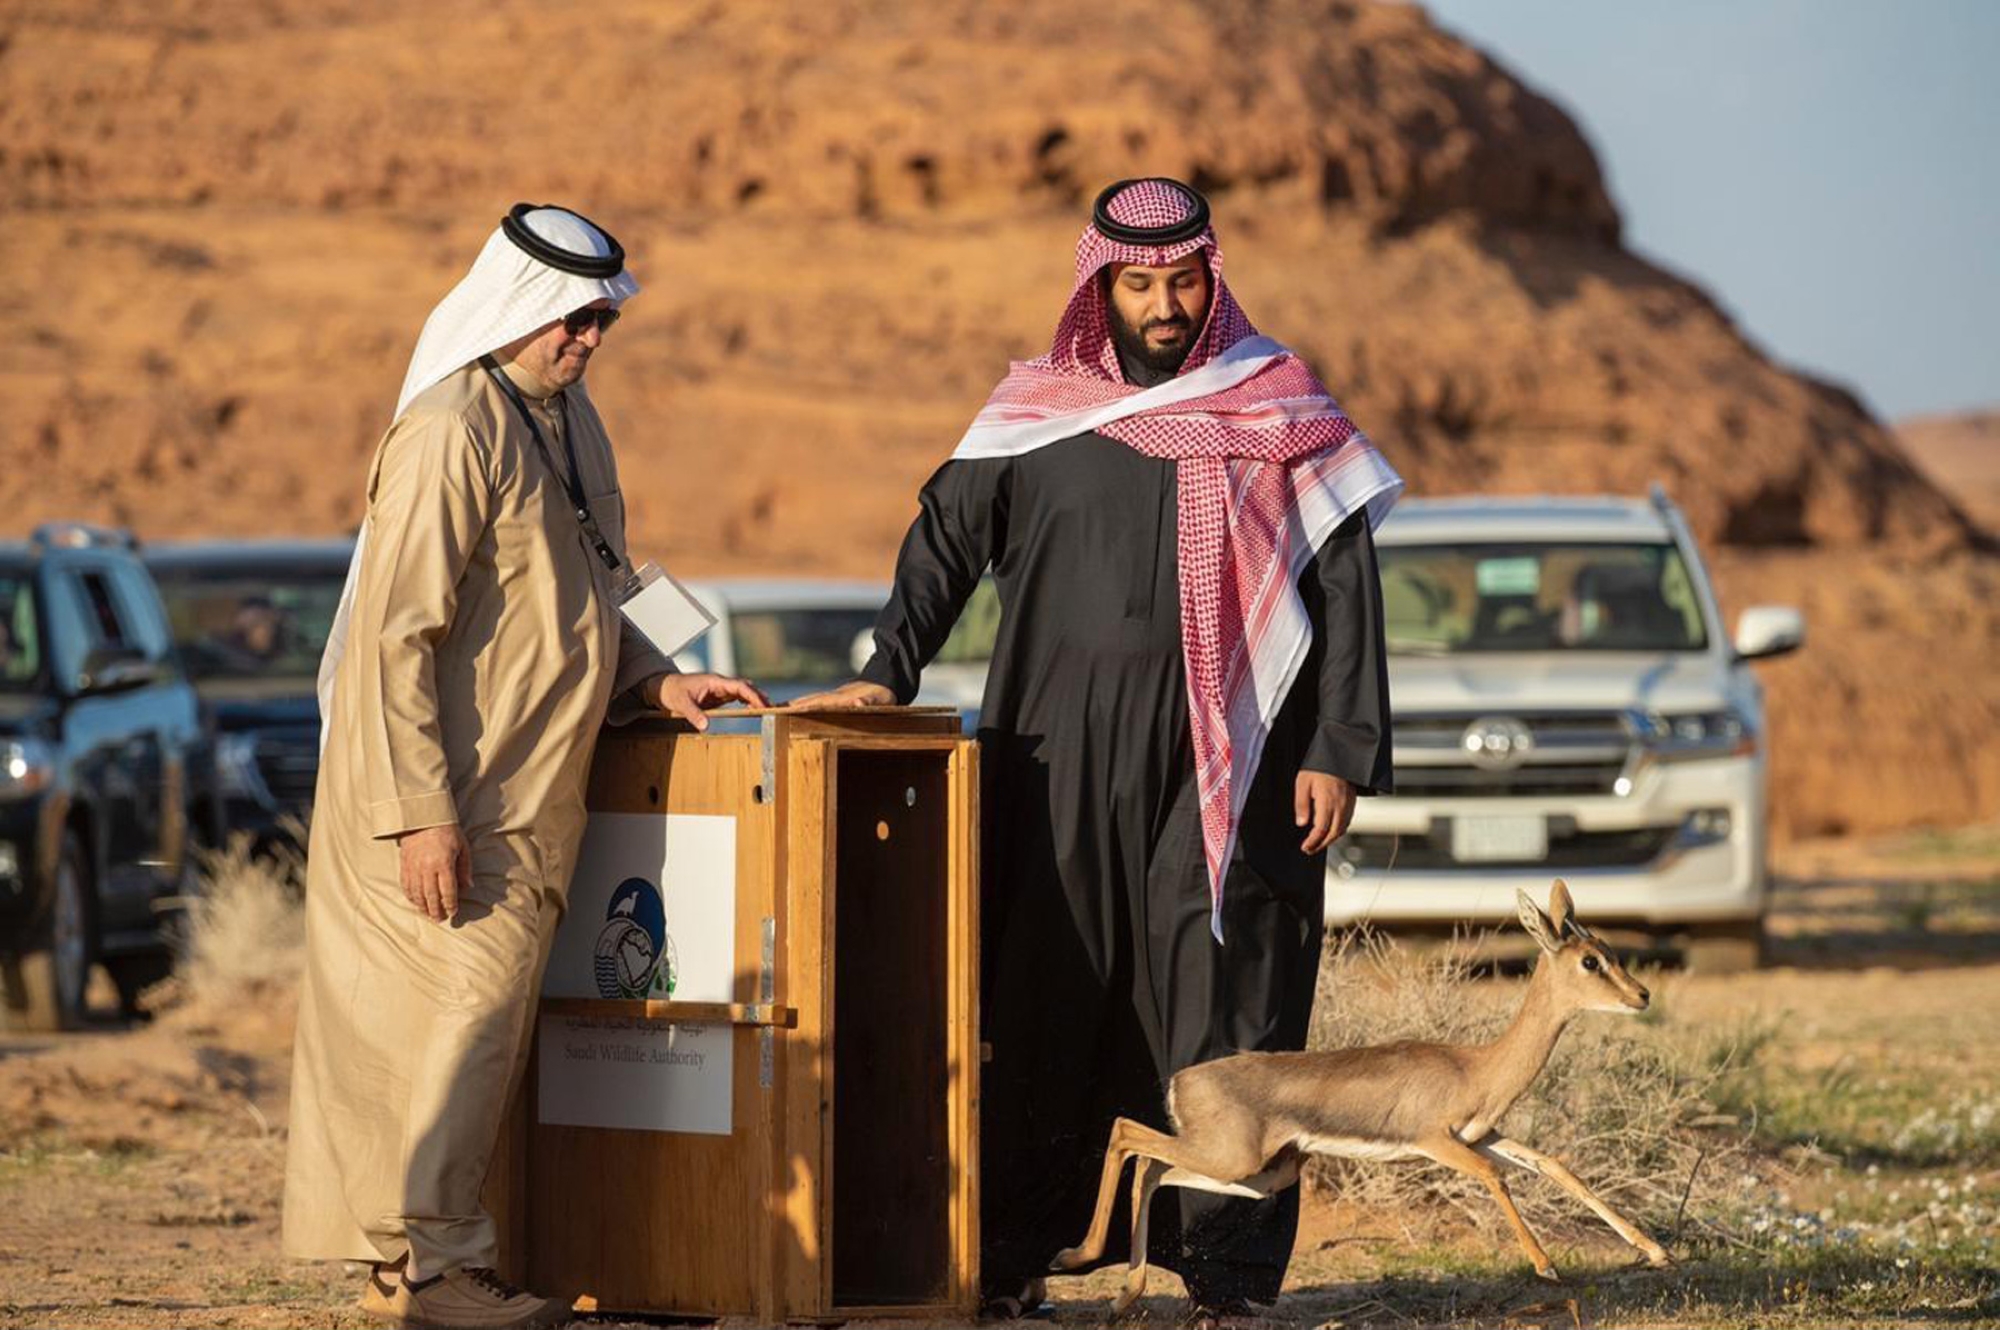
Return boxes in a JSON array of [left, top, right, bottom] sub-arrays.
[[165, 829, 307, 1010], [1304, 927, 1757, 1249]]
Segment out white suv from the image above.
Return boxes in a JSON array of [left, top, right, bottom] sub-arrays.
[[1326, 490, 1803, 968]]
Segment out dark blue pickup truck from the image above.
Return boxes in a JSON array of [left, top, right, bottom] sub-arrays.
[[0, 526, 220, 1029], [145, 539, 352, 853]]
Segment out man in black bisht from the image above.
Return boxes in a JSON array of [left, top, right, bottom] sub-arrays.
[[796, 178, 1402, 1318]]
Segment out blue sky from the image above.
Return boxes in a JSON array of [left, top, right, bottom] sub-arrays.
[[1422, 0, 1998, 421]]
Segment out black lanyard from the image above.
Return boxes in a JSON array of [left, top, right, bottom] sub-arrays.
[[480, 356, 622, 573]]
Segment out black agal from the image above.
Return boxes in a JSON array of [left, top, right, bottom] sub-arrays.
[[499, 203, 626, 279], [1090, 177, 1211, 246]]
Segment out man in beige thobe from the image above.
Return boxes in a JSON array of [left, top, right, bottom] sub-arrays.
[[284, 205, 763, 1330]]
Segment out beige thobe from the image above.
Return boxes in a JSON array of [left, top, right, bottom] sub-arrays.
[[283, 358, 669, 1271]]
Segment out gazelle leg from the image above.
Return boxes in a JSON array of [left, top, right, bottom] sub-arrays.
[[1053, 1124, 1132, 1271], [1111, 1156, 1166, 1316], [1054, 1117, 1184, 1272], [1056, 1112, 1240, 1272], [1419, 1133, 1559, 1281], [1481, 1136, 1671, 1267], [1055, 1116, 1271, 1282]]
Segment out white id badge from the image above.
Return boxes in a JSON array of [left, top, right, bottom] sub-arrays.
[[614, 561, 717, 659]]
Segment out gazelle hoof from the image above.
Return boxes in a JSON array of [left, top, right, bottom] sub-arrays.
[[1535, 1265, 1561, 1284], [1110, 1278, 1146, 1316], [1643, 1247, 1673, 1269], [1050, 1246, 1087, 1272]]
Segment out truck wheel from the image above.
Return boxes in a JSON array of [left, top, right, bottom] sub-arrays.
[[107, 813, 197, 1018], [0, 832, 94, 1032], [1682, 919, 1766, 974], [104, 953, 175, 1019]]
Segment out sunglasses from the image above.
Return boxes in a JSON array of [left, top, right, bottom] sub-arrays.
[[561, 306, 622, 336]]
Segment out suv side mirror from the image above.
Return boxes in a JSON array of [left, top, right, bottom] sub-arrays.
[[1734, 606, 1804, 662], [76, 644, 161, 695]]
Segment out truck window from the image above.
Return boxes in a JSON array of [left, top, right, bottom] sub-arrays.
[[110, 563, 175, 664], [75, 569, 132, 650], [0, 574, 42, 688], [151, 564, 344, 681], [1379, 543, 1709, 654], [730, 607, 883, 684], [935, 575, 1000, 665]]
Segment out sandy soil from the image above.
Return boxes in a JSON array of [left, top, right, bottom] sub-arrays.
[[2, 831, 1994, 1329]]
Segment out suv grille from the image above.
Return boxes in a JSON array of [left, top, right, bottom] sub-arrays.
[[1391, 712, 1630, 799], [1342, 825, 1676, 871]]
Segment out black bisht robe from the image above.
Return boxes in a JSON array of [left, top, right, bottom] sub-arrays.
[[860, 416, 1393, 1305]]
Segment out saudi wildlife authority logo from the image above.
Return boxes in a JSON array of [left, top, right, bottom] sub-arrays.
[[593, 877, 677, 1000]]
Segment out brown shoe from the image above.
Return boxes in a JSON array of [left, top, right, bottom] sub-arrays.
[[359, 1260, 411, 1321], [399, 1267, 569, 1330]]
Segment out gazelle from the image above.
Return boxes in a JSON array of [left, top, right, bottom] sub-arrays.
[[1051, 881, 1672, 1313]]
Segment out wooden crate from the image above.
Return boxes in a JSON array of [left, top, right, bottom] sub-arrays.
[[489, 708, 980, 1321]]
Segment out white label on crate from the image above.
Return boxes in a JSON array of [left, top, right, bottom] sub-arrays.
[[538, 812, 737, 1135], [537, 1016, 731, 1135]]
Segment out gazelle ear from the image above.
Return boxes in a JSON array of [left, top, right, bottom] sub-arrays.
[[1548, 880, 1576, 937], [1517, 889, 1561, 953]]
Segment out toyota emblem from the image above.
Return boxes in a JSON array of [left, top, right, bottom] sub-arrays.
[[1462, 716, 1535, 770]]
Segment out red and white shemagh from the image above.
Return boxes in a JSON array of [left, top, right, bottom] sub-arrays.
[[950, 180, 1403, 941]]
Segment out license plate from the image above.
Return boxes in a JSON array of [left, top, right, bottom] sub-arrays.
[[1452, 815, 1548, 863]]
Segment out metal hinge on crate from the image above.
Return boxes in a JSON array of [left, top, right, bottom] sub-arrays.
[[760, 915, 777, 1089]]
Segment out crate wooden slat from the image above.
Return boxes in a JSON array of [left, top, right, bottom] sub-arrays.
[[490, 709, 979, 1321]]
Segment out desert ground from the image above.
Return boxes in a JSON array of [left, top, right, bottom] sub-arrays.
[[2, 830, 1995, 1330]]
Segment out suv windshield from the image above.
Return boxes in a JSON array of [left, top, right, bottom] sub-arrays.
[[1380, 542, 1709, 654], [153, 566, 348, 683], [936, 575, 1000, 665], [729, 607, 885, 684], [0, 572, 42, 690]]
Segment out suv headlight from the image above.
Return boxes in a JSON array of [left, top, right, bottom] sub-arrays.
[[216, 733, 275, 805], [1639, 709, 1754, 758], [0, 739, 56, 801]]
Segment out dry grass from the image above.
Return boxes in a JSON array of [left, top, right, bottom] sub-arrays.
[[150, 828, 307, 1015], [1302, 928, 1759, 1252]]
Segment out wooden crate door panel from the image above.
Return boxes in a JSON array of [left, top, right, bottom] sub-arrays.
[[830, 747, 953, 1308], [527, 731, 778, 1316], [946, 738, 981, 1306], [778, 737, 833, 1318]]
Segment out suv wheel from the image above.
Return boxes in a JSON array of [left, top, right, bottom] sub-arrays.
[[1682, 918, 1766, 974], [1, 831, 94, 1032], [104, 952, 175, 1018], [104, 815, 194, 1019]]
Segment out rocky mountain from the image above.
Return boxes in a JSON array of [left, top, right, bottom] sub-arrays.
[[1898, 409, 2000, 530], [2, 0, 1993, 835]]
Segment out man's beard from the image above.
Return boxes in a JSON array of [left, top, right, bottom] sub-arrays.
[[1108, 304, 1196, 377]]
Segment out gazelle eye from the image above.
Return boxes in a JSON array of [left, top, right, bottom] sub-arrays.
[[1582, 954, 1601, 973]]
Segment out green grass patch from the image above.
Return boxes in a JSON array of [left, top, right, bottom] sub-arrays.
[[0, 1136, 158, 1182], [1704, 1033, 2000, 1169], [1290, 1242, 1999, 1327], [1901, 825, 2000, 862], [217, 1272, 321, 1304]]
